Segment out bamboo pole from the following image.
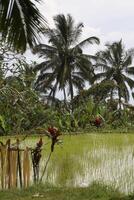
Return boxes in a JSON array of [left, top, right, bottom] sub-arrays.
[[0, 145, 6, 189], [17, 139, 22, 188], [23, 147, 30, 188], [39, 151, 52, 183], [6, 139, 11, 189], [11, 151, 18, 188]]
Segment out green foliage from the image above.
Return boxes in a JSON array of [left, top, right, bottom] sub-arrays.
[[0, 55, 48, 135], [0, 16, 134, 134], [0, 115, 6, 134], [0, 0, 46, 52]]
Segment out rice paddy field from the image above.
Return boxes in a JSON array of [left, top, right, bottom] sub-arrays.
[[1, 133, 134, 194]]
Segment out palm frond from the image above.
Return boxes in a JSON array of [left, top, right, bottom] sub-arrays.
[[122, 55, 132, 68], [75, 36, 100, 49], [124, 75, 134, 89], [125, 66, 134, 75], [0, 0, 47, 52]]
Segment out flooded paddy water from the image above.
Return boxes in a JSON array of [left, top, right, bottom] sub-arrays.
[[1, 133, 134, 193]]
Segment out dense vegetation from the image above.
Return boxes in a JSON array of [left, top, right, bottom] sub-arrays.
[[0, 10, 134, 135]]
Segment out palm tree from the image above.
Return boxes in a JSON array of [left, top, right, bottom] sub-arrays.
[[0, 0, 46, 52], [33, 14, 100, 107], [95, 40, 134, 110]]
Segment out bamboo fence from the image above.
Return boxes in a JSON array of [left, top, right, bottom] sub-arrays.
[[0, 139, 31, 189]]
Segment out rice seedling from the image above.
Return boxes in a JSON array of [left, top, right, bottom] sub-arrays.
[[1, 133, 134, 194]]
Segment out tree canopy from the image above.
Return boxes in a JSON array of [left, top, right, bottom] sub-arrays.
[[33, 14, 100, 103]]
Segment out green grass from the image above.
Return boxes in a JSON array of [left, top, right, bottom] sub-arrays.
[[0, 183, 131, 200]]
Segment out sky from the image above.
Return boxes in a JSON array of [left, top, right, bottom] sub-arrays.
[[40, 0, 134, 49], [27, 0, 134, 62], [26, 0, 134, 101]]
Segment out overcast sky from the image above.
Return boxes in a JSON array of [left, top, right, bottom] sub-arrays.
[[27, 0, 134, 61], [39, 0, 134, 49], [26, 0, 134, 59]]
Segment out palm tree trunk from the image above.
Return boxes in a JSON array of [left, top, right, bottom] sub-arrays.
[[110, 89, 113, 101], [63, 88, 67, 103], [48, 81, 58, 105], [69, 77, 75, 127], [63, 87, 68, 110], [118, 87, 122, 111], [69, 77, 74, 111]]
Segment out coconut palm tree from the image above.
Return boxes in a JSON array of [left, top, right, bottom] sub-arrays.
[[33, 14, 100, 106], [95, 40, 134, 110], [0, 0, 46, 52]]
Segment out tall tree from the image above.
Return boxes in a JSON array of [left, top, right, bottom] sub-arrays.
[[33, 14, 100, 105], [95, 40, 134, 110], [0, 0, 46, 52]]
